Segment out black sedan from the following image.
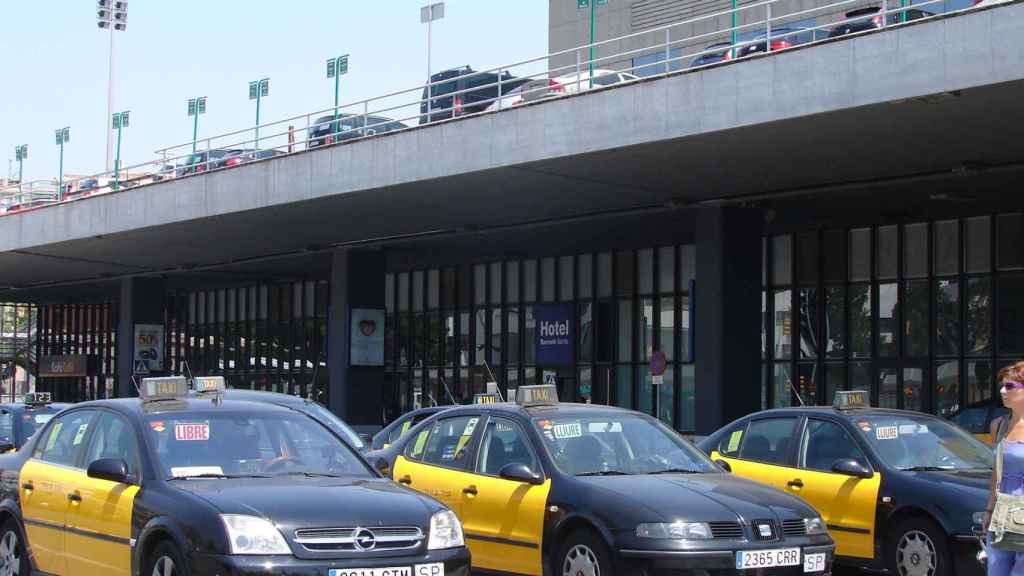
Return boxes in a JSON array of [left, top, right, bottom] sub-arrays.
[[828, 6, 935, 38], [0, 377, 469, 576], [698, 397, 989, 576], [368, 386, 835, 576], [0, 392, 70, 451], [308, 114, 408, 148], [735, 27, 829, 58], [220, 388, 369, 451]]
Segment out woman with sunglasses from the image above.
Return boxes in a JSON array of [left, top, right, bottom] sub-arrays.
[[985, 361, 1024, 576]]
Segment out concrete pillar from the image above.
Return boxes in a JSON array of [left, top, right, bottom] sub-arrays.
[[116, 277, 166, 398], [327, 249, 386, 425], [695, 206, 763, 434]]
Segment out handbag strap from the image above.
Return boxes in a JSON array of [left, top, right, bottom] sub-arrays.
[[998, 416, 1012, 489]]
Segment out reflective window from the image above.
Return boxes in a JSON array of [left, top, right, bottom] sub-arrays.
[[966, 278, 992, 355], [579, 254, 593, 299], [739, 418, 798, 466], [904, 367, 924, 412], [638, 249, 654, 294], [617, 300, 633, 362], [825, 287, 846, 358], [904, 223, 929, 279], [850, 285, 872, 358], [935, 361, 960, 418], [418, 415, 480, 470], [773, 236, 793, 286], [774, 290, 793, 360], [800, 419, 867, 472], [659, 246, 675, 293], [878, 284, 898, 357], [904, 280, 930, 357], [798, 233, 818, 286], [849, 229, 871, 282], [560, 256, 574, 301], [773, 364, 793, 408], [35, 410, 97, 468], [997, 214, 1024, 271], [936, 280, 960, 356], [542, 258, 556, 302], [967, 361, 993, 404], [800, 288, 819, 359], [999, 275, 1024, 355], [877, 226, 898, 280], [823, 230, 847, 283], [965, 216, 991, 273], [476, 417, 539, 476], [85, 412, 141, 481], [934, 220, 959, 276], [597, 252, 613, 298]]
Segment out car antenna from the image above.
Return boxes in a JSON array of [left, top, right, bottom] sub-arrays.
[[482, 360, 505, 402], [790, 380, 806, 406], [438, 373, 458, 405], [130, 375, 141, 397], [181, 360, 195, 381]]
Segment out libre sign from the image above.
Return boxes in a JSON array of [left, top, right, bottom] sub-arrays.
[[535, 304, 574, 366]]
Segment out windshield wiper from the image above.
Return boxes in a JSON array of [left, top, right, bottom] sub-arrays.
[[276, 471, 345, 478], [576, 470, 630, 476], [171, 473, 273, 480], [647, 468, 703, 475], [898, 466, 956, 472]]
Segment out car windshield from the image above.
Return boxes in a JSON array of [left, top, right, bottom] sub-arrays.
[[302, 401, 365, 450], [855, 414, 993, 471], [533, 413, 715, 475], [145, 410, 372, 479]]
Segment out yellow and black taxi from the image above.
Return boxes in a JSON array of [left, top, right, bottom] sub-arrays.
[[0, 392, 71, 452], [0, 376, 469, 576], [950, 399, 1007, 446], [368, 386, 835, 576], [697, 391, 991, 576], [371, 407, 450, 451]]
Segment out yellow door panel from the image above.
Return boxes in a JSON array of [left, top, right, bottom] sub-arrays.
[[712, 452, 795, 494], [460, 477, 551, 575], [392, 456, 465, 516], [63, 472, 139, 575], [20, 460, 70, 575], [785, 469, 880, 559]]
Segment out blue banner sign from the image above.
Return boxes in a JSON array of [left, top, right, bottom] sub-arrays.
[[535, 304, 574, 366]]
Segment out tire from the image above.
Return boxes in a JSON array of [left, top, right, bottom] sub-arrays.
[[887, 517, 950, 576], [0, 519, 28, 576], [146, 540, 189, 576], [555, 528, 614, 576]]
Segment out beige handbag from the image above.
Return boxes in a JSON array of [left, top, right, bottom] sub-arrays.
[[990, 417, 1024, 550]]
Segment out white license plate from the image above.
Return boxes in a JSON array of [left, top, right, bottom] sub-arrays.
[[329, 564, 444, 576], [804, 552, 827, 573], [736, 547, 801, 570]]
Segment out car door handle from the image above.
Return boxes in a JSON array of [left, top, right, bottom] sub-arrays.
[[398, 475, 412, 485], [462, 485, 478, 496], [21, 482, 32, 492], [787, 479, 804, 489], [67, 492, 82, 503]]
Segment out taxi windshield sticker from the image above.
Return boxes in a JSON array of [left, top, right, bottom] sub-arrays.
[[150, 421, 166, 433], [175, 422, 210, 442], [46, 422, 63, 451], [33, 414, 54, 425], [876, 426, 899, 440], [857, 421, 872, 433], [727, 430, 744, 453], [463, 418, 479, 437], [171, 466, 223, 478], [900, 424, 929, 435], [553, 422, 583, 439], [411, 430, 429, 457], [72, 423, 90, 446], [588, 422, 623, 433]]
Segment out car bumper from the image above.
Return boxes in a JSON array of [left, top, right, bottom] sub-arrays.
[[190, 547, 471, 576], [618, 543, 835, 575]]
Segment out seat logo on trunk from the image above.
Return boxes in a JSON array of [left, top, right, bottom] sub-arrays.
[[353, 528, 376, 551]]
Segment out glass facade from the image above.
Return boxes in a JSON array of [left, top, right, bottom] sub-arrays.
[[763, 214, 1022, 419], [384, 245, 698, 431], [36, 303, 116, 402]]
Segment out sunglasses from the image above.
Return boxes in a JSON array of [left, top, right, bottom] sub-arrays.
[[1001, 380, 1024, 391]]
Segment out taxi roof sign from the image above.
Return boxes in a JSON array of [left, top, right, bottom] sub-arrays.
[[517, 384, 559, 407], [833, 390, 869, 410], [140, 376, 189, 402], [193, 376, 226, 395], [24, 392, 52, 406], [473, 393, 501, 405]]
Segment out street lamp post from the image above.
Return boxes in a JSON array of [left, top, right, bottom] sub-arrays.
[[249, 78, 269, 150], [326, 55, 350, 134], [97, 0, 128, 173], [420, 3, 445, 96], [187, 97, 207, 153], [13, 145, 27, 193], [54, 128, 69, 200], [577, 0, 608, 89], [111, 111, 129, 191]]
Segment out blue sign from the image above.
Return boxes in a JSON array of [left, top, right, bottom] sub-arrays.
[[535, 304, 574, 366]]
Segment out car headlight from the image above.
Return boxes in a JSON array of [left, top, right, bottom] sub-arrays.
[[220, 514, 291, 555], [636, 522, 712, 540], [428, 510, 465, 550], [805, 517, 827, 535]]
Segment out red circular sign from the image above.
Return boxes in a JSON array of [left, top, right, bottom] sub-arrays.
[[650, 349, 667, 376]]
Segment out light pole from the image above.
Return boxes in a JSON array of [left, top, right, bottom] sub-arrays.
[[249, 78, 269, 149], [577, 0, 608, 88], [111, 111, 129, 191], [97, 0, 128, 173], [187, 97, 207, 153], [54, 128, 69, 200], [420, 3, 445, 96], [326, 55, 349, 134], [13, 145, 27, 193]]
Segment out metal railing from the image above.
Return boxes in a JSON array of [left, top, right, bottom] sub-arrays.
[[0, 0, 993, 216]]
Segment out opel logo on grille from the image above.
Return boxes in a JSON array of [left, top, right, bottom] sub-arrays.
[[352, 528, 376, 551]]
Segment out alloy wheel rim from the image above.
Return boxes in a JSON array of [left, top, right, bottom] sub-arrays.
[[563, 544, 601, 576], [152, 556, 175, 576], [897, 530, 936, 576], [0, 530, 20, 576]]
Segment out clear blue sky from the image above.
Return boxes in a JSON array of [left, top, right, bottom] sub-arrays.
[[0, 1, 549, 182]]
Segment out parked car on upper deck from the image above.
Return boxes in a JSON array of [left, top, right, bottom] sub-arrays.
[[420, 66, 531, 124], [828, 6, 935, 37]]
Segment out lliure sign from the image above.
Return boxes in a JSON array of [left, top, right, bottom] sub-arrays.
[[535, 304, 574, 366]]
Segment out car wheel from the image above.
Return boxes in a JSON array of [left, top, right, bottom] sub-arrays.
[[556, 528, 613, 576], [887, 517, 949, 576], [0, 520, 28, 576], [147, 540, 189, 576]]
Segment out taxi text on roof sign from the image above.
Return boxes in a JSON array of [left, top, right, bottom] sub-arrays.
[[24, 392, 52, 406], [834, 390, 869, 410], [473, 393, 501, 405], [517, 384, 559, 407], [141, 376, 190, 402], [193, 376, 226, 394]]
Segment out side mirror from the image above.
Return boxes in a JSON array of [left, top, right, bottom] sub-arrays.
[[369, 456, 391, 477], [87, 458, 130, 484], [832, 458, 873, 479], [714, 459, 732, 473], [498, 462, 544, 485]]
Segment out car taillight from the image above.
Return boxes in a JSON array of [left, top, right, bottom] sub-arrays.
[[549, 79, 566, 93], [872, 15, 884, 26], [196, 164, 206, 173], [770, 39, 792, 51], [225, 157, 242, 167], [454, 95, 464, 115], [326, 135, 334, 144]]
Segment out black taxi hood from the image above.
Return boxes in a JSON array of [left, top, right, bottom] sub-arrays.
[[173, 476, 441, 530], [573, 472, 817, 525], [901, 467, 990, 497]]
